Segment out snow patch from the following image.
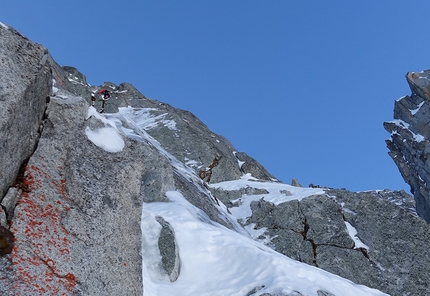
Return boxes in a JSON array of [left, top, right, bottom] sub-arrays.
[[396, 95, 407, 102], [414, 134, 425, 142], [85, 107, 125, 152], [86, 106, 119, 127], [233, 151, 245, 170], [390, 119, 425, 142], [184, 157, 200, 168], [392, 119, 410, 128], [410, 101, 425, 115], [211, 174, 324, 222], [0, 22, 8, 29], [345, 221, 369, 250], [85, 126, 124, 153], [52, 79, 58, 95]]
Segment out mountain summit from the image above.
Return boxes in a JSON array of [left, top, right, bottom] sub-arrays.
[[1, 22, 430, 296]]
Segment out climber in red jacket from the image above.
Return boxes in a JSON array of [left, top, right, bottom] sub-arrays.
[[98, 89, 111, 113], [99, 89, 110, 100]]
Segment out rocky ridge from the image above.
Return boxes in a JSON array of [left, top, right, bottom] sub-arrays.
[[1, 23, 430, 296], [384, 70, 430, 223]]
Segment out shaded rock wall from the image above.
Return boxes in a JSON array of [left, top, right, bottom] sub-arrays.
[[384, 70, 430, 222], [246, 188, 429, 296]]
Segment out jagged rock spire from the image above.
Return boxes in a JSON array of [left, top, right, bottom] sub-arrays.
[[384, 70, 430, 222]]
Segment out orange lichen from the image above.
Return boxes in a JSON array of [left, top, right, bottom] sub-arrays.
[[10, 164, 77, 294]]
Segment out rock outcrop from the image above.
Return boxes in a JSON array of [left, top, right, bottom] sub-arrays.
[[384, 70, 430, 222], [7, 94, 147, 294], [242, 188, 428, 296], [210, 172, 429, 296], [0, 24, 51, 199]]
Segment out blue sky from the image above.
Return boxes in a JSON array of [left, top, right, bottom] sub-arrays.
[[2, 1, 429, 192]]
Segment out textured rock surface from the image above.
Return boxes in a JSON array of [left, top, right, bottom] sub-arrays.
[[155, 216, 180, 282], [246, 188, 430, 296], [384, 70, 430, 222], [7, 94, 145, 294], [0, 24, 51, 199]]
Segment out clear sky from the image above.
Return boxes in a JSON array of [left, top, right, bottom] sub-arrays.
[[2, 1, 429, 192]]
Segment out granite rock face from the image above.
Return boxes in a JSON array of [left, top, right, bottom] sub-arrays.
[[384, 70, 430, 222], [6, 93, 146, 295], [0, 23, 52, 199], [243, 188, 429, 296]]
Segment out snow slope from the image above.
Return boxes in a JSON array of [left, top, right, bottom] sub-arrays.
[[142, 191, 388, 296], [87, 106, 389, 296]]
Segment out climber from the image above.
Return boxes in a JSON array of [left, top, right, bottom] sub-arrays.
[[99, 89, 111, 100], [98, 89, 111, 113]]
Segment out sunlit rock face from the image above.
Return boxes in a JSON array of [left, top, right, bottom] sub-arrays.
[[384, 70, 430, 222], [0, 23, 51, 199]]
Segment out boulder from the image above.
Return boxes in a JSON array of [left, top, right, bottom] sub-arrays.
[[155, 216, 180, 282]]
